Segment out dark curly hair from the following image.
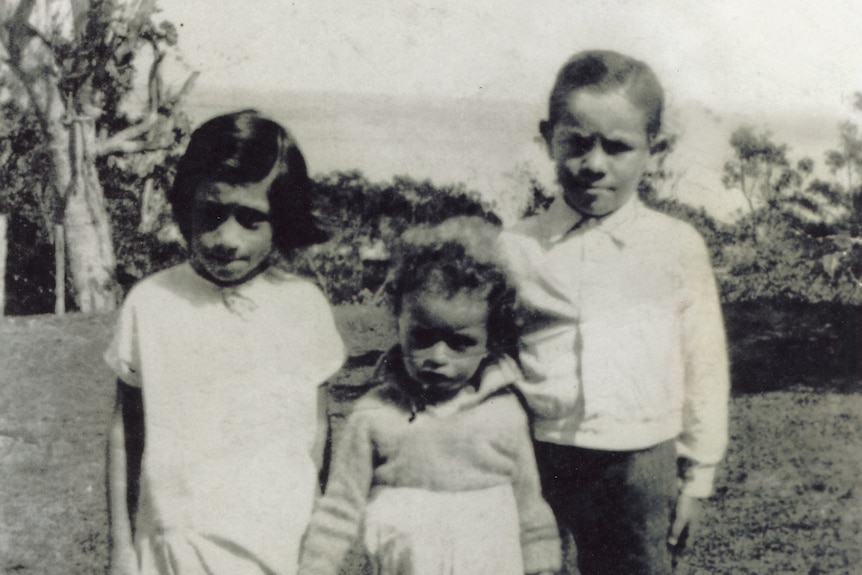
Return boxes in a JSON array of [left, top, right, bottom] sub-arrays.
[[386, 217, 518, 359], [168, 109, 327, 254]]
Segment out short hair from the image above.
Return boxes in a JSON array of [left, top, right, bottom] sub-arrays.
[[546, 50, 665, 141], [168, 109, 327, 254], [386, 217, 517, 358]]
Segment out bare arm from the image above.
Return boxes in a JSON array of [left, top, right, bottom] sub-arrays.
[[312, 384, 330, 492], [106, 380, 143, 575]]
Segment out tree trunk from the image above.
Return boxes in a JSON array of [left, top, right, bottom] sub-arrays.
[[40, 89, 117, 313], [63, 117, 117, 312], [54, 223, 65, 316]]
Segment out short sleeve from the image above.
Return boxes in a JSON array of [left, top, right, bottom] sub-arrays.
[[300, 282, 347, 386], [104, 295, 142, 387]]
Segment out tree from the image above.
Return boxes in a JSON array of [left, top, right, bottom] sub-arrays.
[[824, 121, 862, 192], [0, 0, 196, 312], [823, 93, 862, 194], [716, 123, 862, 303], [721, 127, 832, 245], [722, 126, 796, 216]]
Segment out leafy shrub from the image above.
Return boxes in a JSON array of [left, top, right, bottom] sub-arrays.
[[288, 171, 501, 303]]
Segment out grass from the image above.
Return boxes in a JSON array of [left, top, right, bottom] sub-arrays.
[[1, 302, 861, 574]]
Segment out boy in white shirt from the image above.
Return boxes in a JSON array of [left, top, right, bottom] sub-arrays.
[[499, 50, 730, 575]]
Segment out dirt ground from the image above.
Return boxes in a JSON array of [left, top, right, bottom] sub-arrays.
[[1, 303, 861, 574]]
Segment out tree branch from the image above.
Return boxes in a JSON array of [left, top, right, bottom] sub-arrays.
[[167, 70, 199, 109], [94, 114, 159, 156], [95, 138, 171, 156], [4, 0, 38, 67], [147, 38, 164, 113], [95, 54, 197, 157]]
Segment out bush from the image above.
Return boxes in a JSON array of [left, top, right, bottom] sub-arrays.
[[288, 172, 501, 303]]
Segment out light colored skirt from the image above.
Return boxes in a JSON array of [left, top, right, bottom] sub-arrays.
[[138, 530, 280, 575], [362, 484, 523, 575]]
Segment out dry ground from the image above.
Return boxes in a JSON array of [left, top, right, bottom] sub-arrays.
[[1, 302, 860, 574]]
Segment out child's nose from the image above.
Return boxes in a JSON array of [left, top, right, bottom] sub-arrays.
[[210, 216, 245, 248], [581, 144, 608, 175], [424, 341, 450, 366]]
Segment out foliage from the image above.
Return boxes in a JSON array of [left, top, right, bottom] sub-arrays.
[[0, 95, 191, 311], [104, 167, 185, 294], [715, 115, 862, 304], [288, 171, 501, 304], [0, 83, 59, 313], [824, 121, 862, 192], [0, 0, 196, 312], [0, 100, 52, 232]]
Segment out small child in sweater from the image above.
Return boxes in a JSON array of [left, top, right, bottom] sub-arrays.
[[299, 217, 561, 575]]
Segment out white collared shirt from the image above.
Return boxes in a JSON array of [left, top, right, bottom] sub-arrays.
[[499, 197, 730, 497]]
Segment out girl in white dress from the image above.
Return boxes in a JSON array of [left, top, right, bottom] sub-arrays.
[[106, 110, 345, 575]]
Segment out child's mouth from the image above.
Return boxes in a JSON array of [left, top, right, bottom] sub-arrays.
[[415, 373, 466, 403], [417, 371, 451, 385], [577, 184, 613, 195], [208, 254, 246, 266]]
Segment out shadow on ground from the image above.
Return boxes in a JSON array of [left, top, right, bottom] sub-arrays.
[[726, 300, 862, 394]]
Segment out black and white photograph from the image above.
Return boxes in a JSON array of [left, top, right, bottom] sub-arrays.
[[1, 1, 861, 574]]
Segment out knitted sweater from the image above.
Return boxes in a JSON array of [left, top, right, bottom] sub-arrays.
[[299, 347, 561, 574]]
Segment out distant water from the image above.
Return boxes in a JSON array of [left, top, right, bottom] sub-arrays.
[[187, 88, 846, 223]]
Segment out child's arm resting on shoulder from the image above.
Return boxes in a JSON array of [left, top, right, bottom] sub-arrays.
[[507, 407, 562, 575], [106, 380, 143, 575], [514, 328, 579, 420]]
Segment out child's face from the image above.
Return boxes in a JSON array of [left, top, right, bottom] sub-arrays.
[[543, 88, 652, 217], [398, 290, 489, 401], [189, 177, 275, 286]]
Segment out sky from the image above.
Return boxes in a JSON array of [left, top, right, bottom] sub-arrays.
[[157, 0, 862, 115], [148, 0, 862, 220]]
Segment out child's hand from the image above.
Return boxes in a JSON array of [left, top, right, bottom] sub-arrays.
[[668, 493, 703, 556]]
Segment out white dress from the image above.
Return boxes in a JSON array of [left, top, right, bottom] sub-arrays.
[[105, 264, 345, 575], [362, 485, 523, 575]]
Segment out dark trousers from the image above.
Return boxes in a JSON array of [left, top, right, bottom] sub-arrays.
[[534, 440, 677, 575]]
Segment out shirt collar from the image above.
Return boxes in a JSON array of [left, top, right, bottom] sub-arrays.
[[184, 261, 287, 318], [538, 196, 643, 246], [374, 346, 518, 419]]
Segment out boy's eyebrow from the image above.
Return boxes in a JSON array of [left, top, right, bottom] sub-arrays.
[[555, 117, 586, 131], [449, 333, 479, 344], [234, 205, 270, 217], [557, 126, 641, 146]]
